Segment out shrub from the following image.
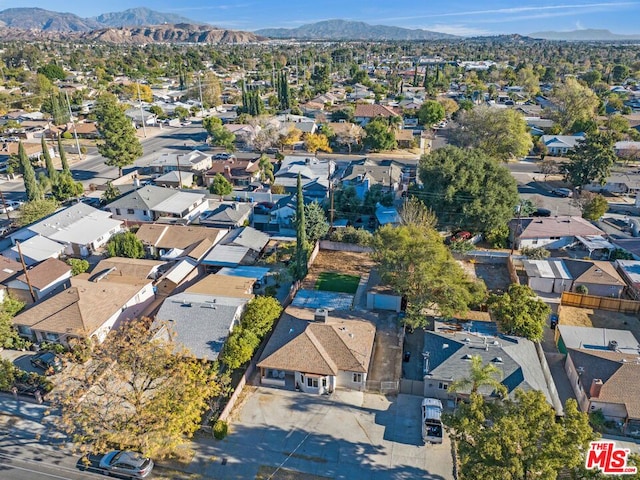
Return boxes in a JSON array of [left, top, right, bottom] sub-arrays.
[[213, 420, 228, 440], [520, 246, 550, 259], [576, 285, 589, 295], [329, 226, 372, 246], [39, 341, 66, 354], [67, 258, 90, 276]]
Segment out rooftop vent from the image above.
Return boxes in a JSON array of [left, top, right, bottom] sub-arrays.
[[314, 308, 329, 323], [462, 354, 472, 360], [492, 357, 504, 363], [608, 340, 619, 351]]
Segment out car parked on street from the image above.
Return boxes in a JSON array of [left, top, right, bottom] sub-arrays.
[[29, 351, 63, 374], [98, 451, 154, 479], [551, 188, 573, 198]]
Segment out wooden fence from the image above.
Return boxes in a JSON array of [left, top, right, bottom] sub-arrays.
[[560, 291, 640, 314]]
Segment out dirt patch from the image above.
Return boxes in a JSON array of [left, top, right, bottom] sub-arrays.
[[304, 250, 374, 290], [458, 260, 512, 293], [559, 306, 640, 339], [256, 466, 332, 480]]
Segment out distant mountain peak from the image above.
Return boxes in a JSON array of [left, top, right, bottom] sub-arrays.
[[528, 28, 640, 40], [255, 19, 457, 41]]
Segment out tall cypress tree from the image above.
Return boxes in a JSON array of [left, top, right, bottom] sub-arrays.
[[58, 135, 70, 174], [19, 141, 42, 201], [294, 173, 308, 280], [41, 136, 57, 184]]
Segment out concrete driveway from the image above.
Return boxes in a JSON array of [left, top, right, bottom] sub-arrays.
[[188, 387, 453, 480]]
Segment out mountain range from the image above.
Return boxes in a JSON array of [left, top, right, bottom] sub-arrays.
[[528, 28, 640, 41], [0, 7, 196, 32], [255, 19, 456, 40]]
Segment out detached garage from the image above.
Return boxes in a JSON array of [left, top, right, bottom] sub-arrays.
[[522, 259, 572, 293], [366, 270, 403, 312]]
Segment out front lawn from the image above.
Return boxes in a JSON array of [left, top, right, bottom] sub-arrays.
[[315, 272, 360, 294]]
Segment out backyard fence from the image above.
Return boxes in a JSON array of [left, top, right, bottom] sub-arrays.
[[399, 379, 424, 396], [560, 291, 640, 314], [366, 380, 400, 394]]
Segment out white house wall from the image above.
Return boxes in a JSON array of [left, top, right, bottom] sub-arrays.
[[518, 237, 574, 250], [564, 353, 591, 413], [337, 370, 366, 391]]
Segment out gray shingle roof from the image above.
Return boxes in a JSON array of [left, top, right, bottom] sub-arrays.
[[423, 327, 550, 401], [153, 293, 245, 361]]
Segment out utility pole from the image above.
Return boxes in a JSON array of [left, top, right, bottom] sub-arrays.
[[176, 154, 183, 189], [136, 81, 147, 138], [0, 189, 11, 221], [16, 241, 36, 302], [328, 161, 334, 228], [510, 204, 522, 256], [198, 72, 205, 118], [64, 90, 82, 160]]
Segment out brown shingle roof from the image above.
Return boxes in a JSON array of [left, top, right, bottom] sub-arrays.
[[563, 260, 626, 287], [185, 274, 255, 299], [354, 104, 400, 119], [257, 307, 376, 376], [12, 274, 150, 337], [136, 224, 223, 250], [516, 216, 604, 239], [17, 258, 70, 290], [92, 257, 164, 280], [0, 256, 23, 283]]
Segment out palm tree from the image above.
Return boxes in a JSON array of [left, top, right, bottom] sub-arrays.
[[450, 355, 506, 398]]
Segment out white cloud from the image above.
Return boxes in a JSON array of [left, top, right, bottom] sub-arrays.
[[575, 20, 586, 29]]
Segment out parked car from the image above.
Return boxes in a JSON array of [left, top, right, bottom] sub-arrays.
[[447, 231, 473, 244], [30, 351, 63, 374], [532, 208, 551, 217], [214, 152, 232, 160], [99, 451, 154, 479], [0, 200, 22, 213], [552, 188, 573, 198], [181, 120, 192, 126]]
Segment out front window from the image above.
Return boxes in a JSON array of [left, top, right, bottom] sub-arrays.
[[18, 326, 32, 336], [353, 373, 362, 383], [43, 332, 59, 342], [307, 377, 318, 388], [127, 209, 134, 214], [438, 382, 448, 390]]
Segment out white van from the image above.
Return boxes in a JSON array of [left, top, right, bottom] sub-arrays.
[[421, 398, 443, 444]]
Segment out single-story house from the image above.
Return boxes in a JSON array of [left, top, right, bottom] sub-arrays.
[[423, 323, 552, 404], [203, 158, 260, 187], [555, 325, 640, 355], [91, 257, 165, 281], [135, 224, 225, 259], [149, 150, 212, 174], [0, 256, 23, 302], [198, 202, 252, 229], [105, 186, 208, 223], [510, 216, 605, 250], [257, 307, 376, 394], [184, 273, 255, 299], [2, 236, 66, 266], [152, 292, 247, 361], [565, 347, 640, 433], [153, 170, 195, 189], [341, 160, 403, 200], [563, 259, 626, 297], [6, 258, 72, 304], [9, 203, 122, 257], [540, 133, 586, 156], [354, 104, 400, 126], [12, 274, 154, 346]]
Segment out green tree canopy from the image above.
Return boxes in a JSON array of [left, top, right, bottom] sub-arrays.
[[417, 100, 445, 126], [293, 173, 308, 280], [106, 232, 145, 259], [41, 136, 57, 185], [19, 141, 42, 202], [450, 355, 506, 398], [208, 173, 233, 198], [364, 117, 396, 152], [450, 106, 533, 161], [446, 391, 595, 480], [582, 194, 609, 221], [550, 77, 600, 132], [564, 134, 617, 188], [57, 318, 223, 458], [94, 93, 143, 177], [239, 296, 283, 339], [67, 258, 90, 276], [18, 198, 59, 227], [57, 136, 70, 174], [203, 116, 236, 151], [302, 201, 329, 243], [37, 63, 66, 82], [258, 155, 274, 183], [51, 172, 83, 202], [418, 146, 519, 232], [371, 224, 487, 329], [489, 284, 551, 341]]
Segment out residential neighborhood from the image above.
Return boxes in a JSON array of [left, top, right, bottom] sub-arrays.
[[2, 5, 640, 480]]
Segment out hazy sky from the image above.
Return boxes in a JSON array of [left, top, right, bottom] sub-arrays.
[[5, 1, 640, 35]]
